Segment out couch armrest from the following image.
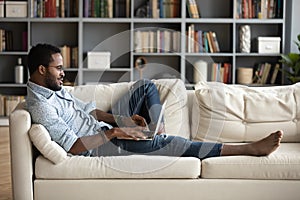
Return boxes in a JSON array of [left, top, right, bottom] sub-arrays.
[[9, 107, 34, 200]]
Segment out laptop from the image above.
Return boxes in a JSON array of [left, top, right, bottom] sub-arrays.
[[118, 101, 167, 140]]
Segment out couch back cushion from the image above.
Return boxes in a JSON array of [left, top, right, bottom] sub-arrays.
[[66, 79, 190, 139], [191, 82, 300, 142]]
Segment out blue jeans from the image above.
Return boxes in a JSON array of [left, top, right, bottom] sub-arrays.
[[110, 79, 162, 125], [92, 79, 222, 160]]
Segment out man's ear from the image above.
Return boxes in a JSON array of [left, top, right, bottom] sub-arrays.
[[38, 65, 47, 75]]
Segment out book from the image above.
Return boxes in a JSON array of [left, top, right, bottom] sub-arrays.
[[186, 0, 200, 18], [263, 62, 272, 84], [44, 0, 57, 17], [211, 32, 220, 53], [223, 63, 232, 83], [134, 30, 142, 53], [270, 63, 280, 84], [71, 46, 78, 68], [151, 0, 158, 18], [0, 95, 4, 116], [0, 29, 5, 51], [206, 32, 214, 53], [60, 45, 70, 68], [0, 0, 4, 18], [126, 0, 130, 17]]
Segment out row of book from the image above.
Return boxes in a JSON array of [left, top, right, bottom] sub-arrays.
[[0, 29, 28, 52], [134, 30, 181, 53], [0, 95, 25, 117], [83, 0, 130, 18], [235, 0, 282, 19], [210, 63, 232, 83], [146, 0, 180, 18], [0, 28, 12, 52], [252, 62, 280, 84], [187, 24, 220, 53], [31, 0, 79, 18], [59, 45, 78, 68], [186, 0, 200, 18]]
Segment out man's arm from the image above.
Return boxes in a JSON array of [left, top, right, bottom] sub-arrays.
[[68, 127, 146, 155], [90, 109, 116, 124], [90, 109, 147, 127]]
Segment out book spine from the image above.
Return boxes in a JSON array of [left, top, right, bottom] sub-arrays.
[[83, 0, 89, 17], [270, 63, 280, 84], [206, 31, 214, 53], [211, 32, 220, 52]]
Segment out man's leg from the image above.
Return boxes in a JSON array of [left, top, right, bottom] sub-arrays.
[[221, 130, 283, 156], [94, 130, 283, 158], [111, 79, 162, 125], [95, 134, 223, 159]]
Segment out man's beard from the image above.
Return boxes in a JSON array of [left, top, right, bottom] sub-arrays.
[[44, 72, 62, 91]]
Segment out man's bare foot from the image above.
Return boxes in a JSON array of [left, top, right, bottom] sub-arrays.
[[221, 130, 283, 157]]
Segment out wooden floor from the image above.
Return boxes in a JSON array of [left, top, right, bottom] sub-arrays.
[[0, 127, 13, 200]]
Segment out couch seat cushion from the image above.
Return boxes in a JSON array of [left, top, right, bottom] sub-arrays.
[[201, 143, 300, 180], [35, 155, 201, 179]]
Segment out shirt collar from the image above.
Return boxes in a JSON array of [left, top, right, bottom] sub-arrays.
[[27, 81, 61, 99]]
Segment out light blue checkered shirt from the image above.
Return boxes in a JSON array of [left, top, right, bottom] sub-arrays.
[[26, 81, 112, 155]]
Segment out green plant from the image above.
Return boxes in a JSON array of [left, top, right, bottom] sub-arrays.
[[279, 34, 300, 84]]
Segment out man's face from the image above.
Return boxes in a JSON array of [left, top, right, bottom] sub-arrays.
[[44, 53, 65, 91]]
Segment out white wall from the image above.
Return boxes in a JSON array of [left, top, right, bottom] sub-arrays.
[[288, 0, 300, 52]]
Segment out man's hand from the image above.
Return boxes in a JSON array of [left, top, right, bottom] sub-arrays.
[[69, 126, 147, 155], [106, 127, 147, 140], [116, 114, 148, 128]]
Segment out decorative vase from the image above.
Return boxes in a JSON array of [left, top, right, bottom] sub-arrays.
[[239, 25, 251, 53], [193, 60, 208, 83]]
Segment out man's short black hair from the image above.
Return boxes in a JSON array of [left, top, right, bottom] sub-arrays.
[[28, 43, 61, 75]]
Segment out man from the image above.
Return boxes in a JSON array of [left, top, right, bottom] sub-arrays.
[[26, 43, 283, 159]]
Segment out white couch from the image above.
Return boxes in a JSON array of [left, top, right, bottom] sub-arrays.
[[9, 79, 300, 200]]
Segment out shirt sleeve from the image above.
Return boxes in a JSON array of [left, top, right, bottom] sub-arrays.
[[28, 101, 78, 152], [70, 94, 96, 114]]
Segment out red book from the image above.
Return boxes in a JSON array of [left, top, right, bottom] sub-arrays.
[[45, 0, 57, 17], [223, 63, 232, 83]]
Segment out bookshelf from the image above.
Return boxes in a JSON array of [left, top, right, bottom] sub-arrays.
[[0, 0, 288, 99]]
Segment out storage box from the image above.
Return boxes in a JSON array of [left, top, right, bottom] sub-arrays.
[[5, 1, 27, 18], [87, 52, 111, 69], [258, 37, 281, 54]]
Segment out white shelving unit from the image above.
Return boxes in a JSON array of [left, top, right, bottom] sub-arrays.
[[0, 0, 288, 96]]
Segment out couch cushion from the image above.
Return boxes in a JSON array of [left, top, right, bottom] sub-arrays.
[[201, 143, 300, 180], [66, 79, 190, 139], [192, 82, 300, 142], [29, 124, 67, 164], [35, 155, 201, 179]]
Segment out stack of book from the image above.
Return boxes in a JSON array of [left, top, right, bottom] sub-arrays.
[[134, 29, 181, 53], [235, 0, 282, 19], [252, 62, 280, 84], [31, 0, 79, 18], [83, 0, 130, 18], [211, 63, 232, 83], [0, 95, 25, 117], [187, 24, 220, 53], [59, 45, 78, 68]]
